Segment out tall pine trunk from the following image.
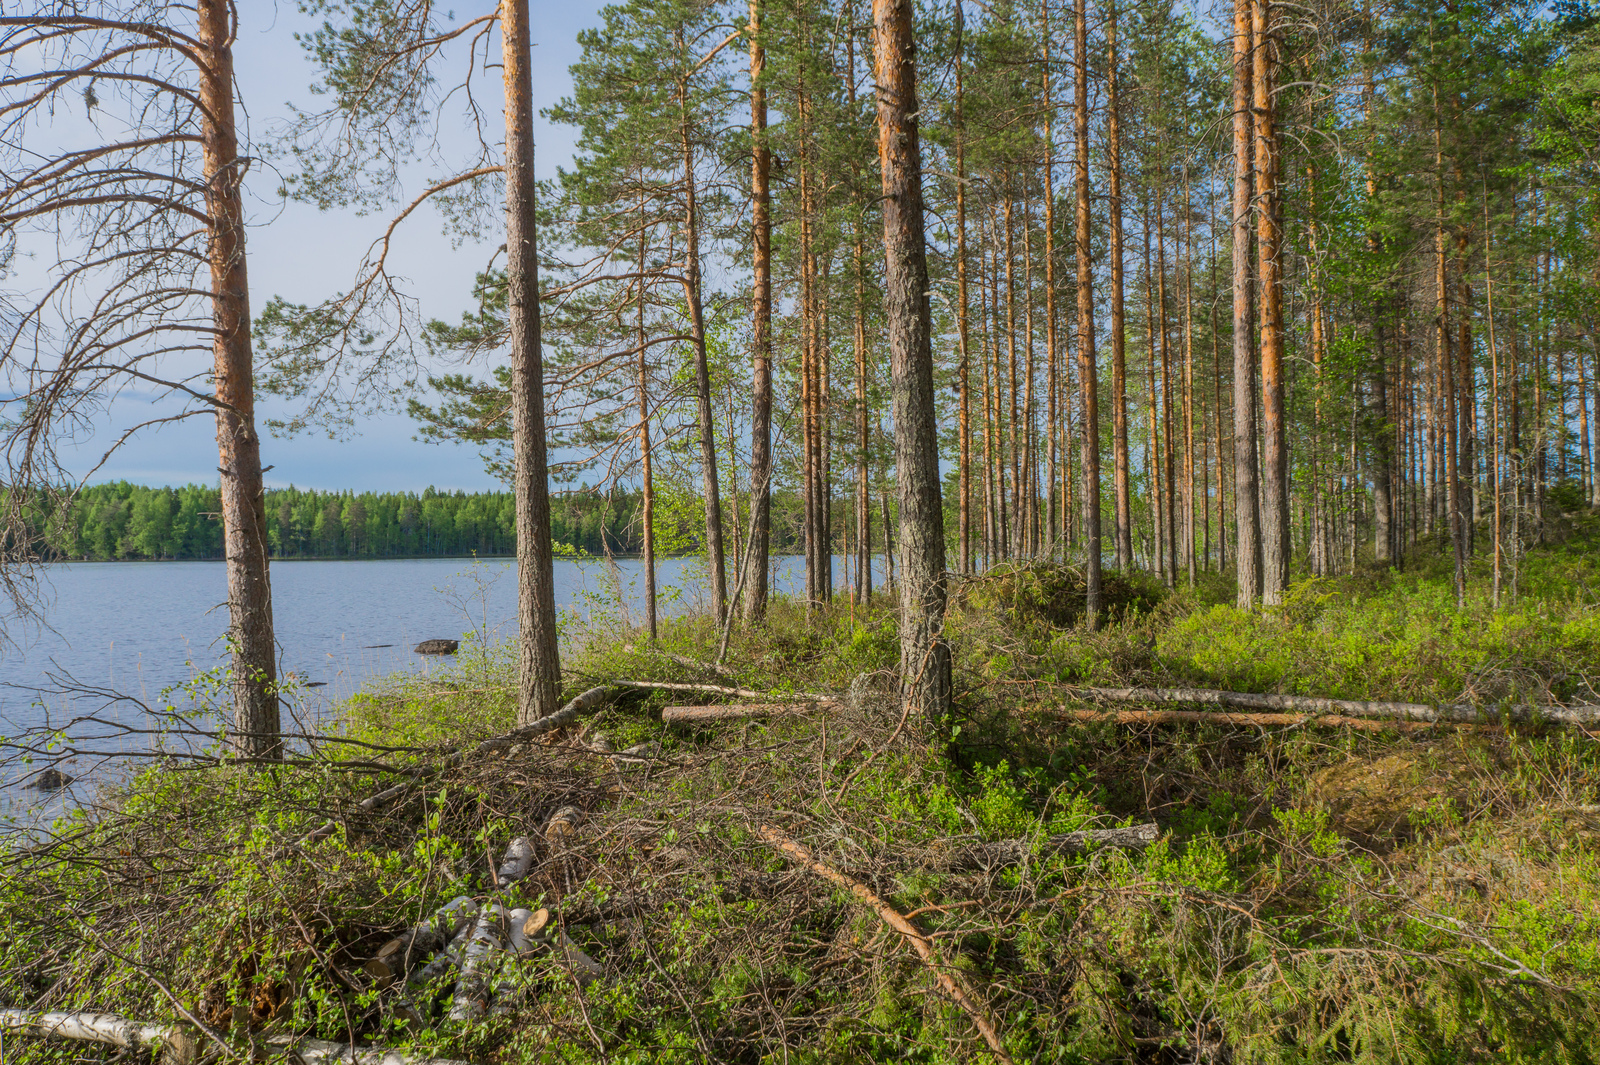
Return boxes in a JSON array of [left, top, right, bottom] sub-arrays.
[[200, 0, 279, 758], [1232, 0, 1262, 607], [743, 0, 773, 622], [1074, 0, 1103, 622], [874, 0, 951, 718], [1107, 1, 1132, 570], [503, 0, 561, 724], [1254, 0, 1289, 603]]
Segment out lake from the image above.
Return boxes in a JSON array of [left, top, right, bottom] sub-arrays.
[[1, 555, 861, 802]]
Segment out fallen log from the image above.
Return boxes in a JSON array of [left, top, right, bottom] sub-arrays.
[[261, 1034, 476, 1065], [614, 679, 832, 702], [1074, 686, 1600, 726], [1054, 707, 1465, 733], [661, 702, 838, 725], [755, 824, 1014, 1065], [0, 1011, 474, 1065], [364, 896, 478, 985], [504, 907, 603, 986], [0, 1010, 193, 1063], [544, 806, 582, 845], [495, 837, 536, 887], [447, 905, 506, 1023], [950, 823, 1160, 869]]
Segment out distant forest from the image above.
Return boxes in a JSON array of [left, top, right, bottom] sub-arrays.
[[27, 483, 642, 560], [21, 482, 817, 562]]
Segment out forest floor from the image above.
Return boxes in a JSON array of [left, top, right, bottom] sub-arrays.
[[3, 507, 1600, 1064]]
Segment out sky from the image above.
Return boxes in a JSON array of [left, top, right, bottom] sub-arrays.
[[50, 1, 609, 495]]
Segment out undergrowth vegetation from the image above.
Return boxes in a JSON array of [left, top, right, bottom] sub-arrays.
[[2, 520, 1598, 1063]]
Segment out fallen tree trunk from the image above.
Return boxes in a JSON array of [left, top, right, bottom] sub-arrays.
[[613, 679, 832, 702], [364, 896, 479, 985], [755, 824, 1014, 1065], [0, 1011, 474, 1065], [495, 837, 536, 887], [661, 702, 838, 725], [0, 1010, 192, 1063], [1054, 707, 1465, 733], [951, 823, 1160, 869], [1073, 686, 1600, 726], [447, 905, 506, 1023], [261, 1034, 476, 1065]]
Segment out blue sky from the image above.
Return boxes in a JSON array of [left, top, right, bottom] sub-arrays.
[[55, 1, 609, 494]]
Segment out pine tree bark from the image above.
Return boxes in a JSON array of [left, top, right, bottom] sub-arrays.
[[874, 0, 951, 718], [200, 0, 279, 758], [1074, 0, 1103, 621], [1254, 0, 1289, 604], [1231, 0, 1262, 607], [1107, 0, 1133, 570], [955, 4, 972, 573], [503, 0, 561, 724], [743, 0, 774, 622]]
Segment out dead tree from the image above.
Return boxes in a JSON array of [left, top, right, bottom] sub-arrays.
[[0, 0, 281, 758]]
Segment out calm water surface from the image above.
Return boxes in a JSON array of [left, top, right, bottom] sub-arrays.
[[1, 555, 843, 802]]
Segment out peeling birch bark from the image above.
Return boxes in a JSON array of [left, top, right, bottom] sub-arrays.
[[365, 897, 478, 985], [1074, 686, 1600, 725], [949, 823, 1160, 868], [447, 905, 506, 1022], [495, 837, 536, 886], [0, 1010, 193, 1063]]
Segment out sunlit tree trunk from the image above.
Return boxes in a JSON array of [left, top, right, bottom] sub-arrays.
[[1074, 0, 1103, 622], [200, 0, 280, 757], [743, 0, 773, 622], [503, 0, 561, 724], [1107, 0, 1133, 571], [874, 0, 951, 717], [1254, 0, 1288, 604], [1232, 0, 1262, 607]]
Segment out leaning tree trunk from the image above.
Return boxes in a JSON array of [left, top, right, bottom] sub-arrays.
[[743, 0, 773, 623], [1231, 0, 1262, 608], [679, 72, 728, 623], [1074, 0, 1103, 624], [199, 0, 279, 759], [874, 0, 951, 721], [503, 0, 561, 724]]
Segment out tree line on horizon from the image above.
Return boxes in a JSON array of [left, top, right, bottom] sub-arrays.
[[11, 482, 834, 562]]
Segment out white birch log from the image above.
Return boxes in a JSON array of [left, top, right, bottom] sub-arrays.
[[446, 905, 506, 1022], [949, 823, 1161, 869], [0, 1010, 193, 1062], [495, 837, 536, 886], [1075, 686, 1600, 725], [262, 1034, 477, 1065], [502, 907, 601, 987], [365, 897, 478, 985]]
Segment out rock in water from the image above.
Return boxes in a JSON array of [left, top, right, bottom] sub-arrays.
[[414, 639, 460, 656], [26, 767, 72, 791]]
